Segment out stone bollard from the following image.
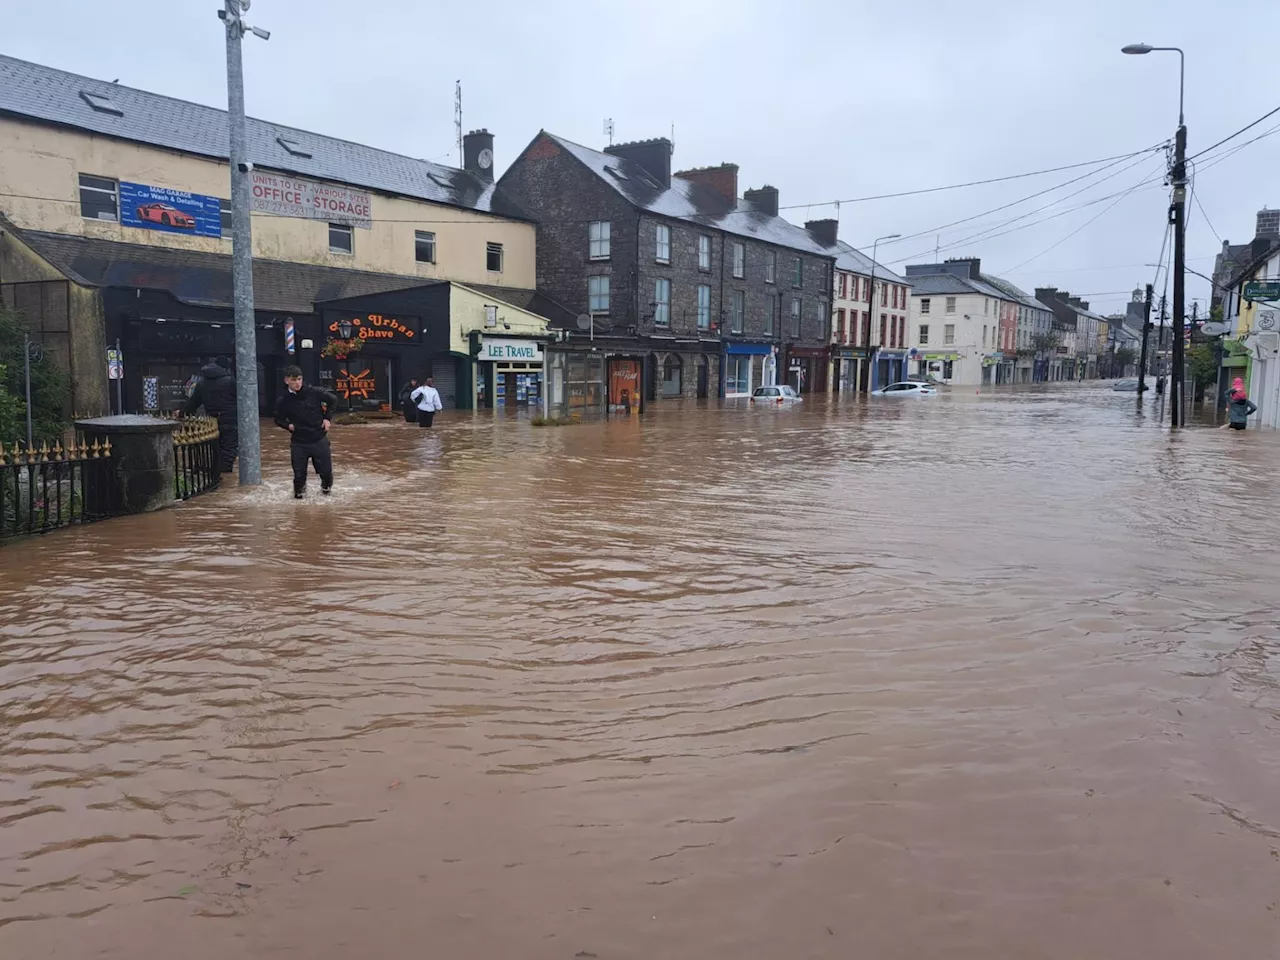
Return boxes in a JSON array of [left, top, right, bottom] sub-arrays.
[[74, 415, 180, 514]]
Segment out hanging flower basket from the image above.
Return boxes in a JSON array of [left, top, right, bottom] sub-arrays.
[[321, 337, 364, 360]]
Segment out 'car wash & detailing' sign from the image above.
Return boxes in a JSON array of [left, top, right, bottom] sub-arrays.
[[327, 313, 417, 342], [251, 172, 372, 228], [480, 338, 544, 362], [119, 182, 223, 238]]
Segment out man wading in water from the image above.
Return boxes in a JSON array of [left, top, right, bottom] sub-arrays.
[[183, 356, 239, 473], [274, 365, 339, 498]]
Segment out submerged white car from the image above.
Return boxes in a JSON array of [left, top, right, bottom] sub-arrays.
[[873, 381, 938, 397], [750, 385, 802, 403]]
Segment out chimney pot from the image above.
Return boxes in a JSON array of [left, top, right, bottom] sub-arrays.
[[804, 218, 839, 248], [462, 128, 495, 183], [744, 185, 779, 217], [603, 138, 672, 188], [673, 163, 739, 205]]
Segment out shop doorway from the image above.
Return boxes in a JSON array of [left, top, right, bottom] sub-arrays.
[[696, 356, 709, 398], [609, 359, 640, 416]]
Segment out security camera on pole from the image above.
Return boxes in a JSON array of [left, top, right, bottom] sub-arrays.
[[218, 0, 270, 484]]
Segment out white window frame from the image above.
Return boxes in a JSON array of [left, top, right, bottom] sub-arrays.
[[589, 221, 611, 260], [328, 222, 354, 255], [790, 298, 802, 337], [920, 298, 931, 315], [415, 230, 436, 264], [655, 224, 671, 264], [588, 275, 610, 314], [697, 284, 711, 329], [732, 242, 746, 279], [731, 290, 745, 333], [919, 324, 929, 345], [766, 251, 777, 284], [486, 242, 504, 273], [698, 235, 712, 272], [945, 296, 957, 315], [653, 278, 671, 328], [944, 324, 955, 344]]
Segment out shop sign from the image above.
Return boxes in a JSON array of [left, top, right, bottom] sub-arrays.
[[107, 347, 123, 380], [326, 313, 417, 342], [480, 338, 543, 363], [119, 181, 222, 238], [251, 172, 372, 228], [335, 366, 376, 401]]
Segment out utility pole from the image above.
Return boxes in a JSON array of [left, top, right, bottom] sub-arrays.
[[1170, 120, 1188, 426], [1137, 282, 1153, 394], [219, 0, 269, 485], [1155, 295, 1167, 378]]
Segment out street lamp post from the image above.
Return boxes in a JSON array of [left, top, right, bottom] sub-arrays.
[[219, 0, 270, 483], [867, 233, 901, 390], [1124, 42, 1187, 427], [337, 319, 354, 412]]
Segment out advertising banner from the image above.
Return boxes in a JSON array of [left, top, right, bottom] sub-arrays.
[[251, 172, 372, 228], [119, 182, 222, 238]]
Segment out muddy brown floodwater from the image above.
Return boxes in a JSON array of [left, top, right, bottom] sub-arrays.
[[2, 386, 1279, 959]]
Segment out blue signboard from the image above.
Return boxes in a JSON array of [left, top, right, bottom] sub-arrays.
[[119, 182, 222, 238]]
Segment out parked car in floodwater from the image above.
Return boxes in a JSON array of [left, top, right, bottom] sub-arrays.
[[873, 381, 938, 397], [751, 385, 802, 404], [1112, 379, 1143, 392]]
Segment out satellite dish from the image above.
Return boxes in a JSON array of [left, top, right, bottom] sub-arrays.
[[576, 314, 593, 331], [1199, 321, 1226, 337]]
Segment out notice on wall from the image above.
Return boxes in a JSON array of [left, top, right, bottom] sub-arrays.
[[251, 172, 372, 228], [119, 182, 223, 238]]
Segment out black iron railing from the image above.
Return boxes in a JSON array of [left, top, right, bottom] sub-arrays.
[[0, 438, 118, 541], [173, 417, 221, 500]]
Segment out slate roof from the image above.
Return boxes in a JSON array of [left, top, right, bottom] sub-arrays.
[[0, 54, 526, 219], [833, 240, 905, 284], [538, 133, 836, 259], [904, 272, 1007, 299], [11, 228, 428, 312], [978, 274, 1054, 315]]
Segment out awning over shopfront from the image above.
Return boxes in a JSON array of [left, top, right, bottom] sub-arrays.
[[725, 341, 774, 356], [11, 228, 425, 311], [921, 352, 960, 362]]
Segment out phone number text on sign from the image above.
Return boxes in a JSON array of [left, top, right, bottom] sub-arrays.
[[250, 172, 372, 228]]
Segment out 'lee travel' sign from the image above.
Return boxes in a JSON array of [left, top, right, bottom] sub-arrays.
[[480, 338, 543, 363]]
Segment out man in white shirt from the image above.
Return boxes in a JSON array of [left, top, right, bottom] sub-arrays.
[[410, 377, 444, 428]]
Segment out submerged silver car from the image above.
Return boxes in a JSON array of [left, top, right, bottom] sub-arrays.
[[750, 385, 802, 404]]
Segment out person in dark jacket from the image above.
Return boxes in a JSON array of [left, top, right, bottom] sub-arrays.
[[398, 378, 419, 423], [274, 365, 339, 498], [1224, 384, 1258, 431], [183, 356, 239, 473]]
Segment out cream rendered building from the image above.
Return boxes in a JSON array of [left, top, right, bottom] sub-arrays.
[[0, 54, 548, 414]]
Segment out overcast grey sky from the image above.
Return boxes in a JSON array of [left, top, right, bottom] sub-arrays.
[[4, 0, 1278, 314]]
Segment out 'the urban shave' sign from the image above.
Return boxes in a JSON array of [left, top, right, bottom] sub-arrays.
[[480, 338, 543, 363], [250, 172, 372, 228]]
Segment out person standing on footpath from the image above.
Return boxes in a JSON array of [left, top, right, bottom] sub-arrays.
[[398, 378, 420, 424], [274, 364, 340, 498], [1223, 378, 1258, 432], [183, 356, 239, 473], [410, 377, 443, 428]]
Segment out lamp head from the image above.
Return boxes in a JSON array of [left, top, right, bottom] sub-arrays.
[[1122, 43, 1153, 55]]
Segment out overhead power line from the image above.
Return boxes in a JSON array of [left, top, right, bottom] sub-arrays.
[[1188, 102, 1280, 162], [778, 144, 1167, 210]]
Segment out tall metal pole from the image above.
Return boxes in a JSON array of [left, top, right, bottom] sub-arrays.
[[224, 0, 263, 484], [1170, 120, 1188, 427], [1137, 283, 1153, 394], [114, 337, 123, 414], [23, 334, 33, 449]]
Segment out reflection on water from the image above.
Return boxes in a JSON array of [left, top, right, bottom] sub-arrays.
[[2, 385, 1278, 959]]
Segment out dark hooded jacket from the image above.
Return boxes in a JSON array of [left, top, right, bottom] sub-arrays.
[[275, 385, 339, 444], [183, 363, 237, 425]]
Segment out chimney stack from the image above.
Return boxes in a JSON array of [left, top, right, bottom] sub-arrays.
[[603, 138, 672, 188], [744, 185, 779, 217], [805, 219, 839, 248], [674, 163, 739, 206], [463, 128, 495, 183]]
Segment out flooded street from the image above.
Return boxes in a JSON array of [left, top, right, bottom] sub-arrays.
[[3, 385, 1279, 959]]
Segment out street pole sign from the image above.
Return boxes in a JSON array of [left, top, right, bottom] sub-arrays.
[[1243, 280, 1280, 302]]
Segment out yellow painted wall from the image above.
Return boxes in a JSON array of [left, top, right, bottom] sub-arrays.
[[0, 116, 536, 288], [448, 284, 550, 355]]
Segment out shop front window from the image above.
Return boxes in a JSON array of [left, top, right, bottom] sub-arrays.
[[726, 355, 752, 396]]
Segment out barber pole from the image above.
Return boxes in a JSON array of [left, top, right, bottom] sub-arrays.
[[284, 319, 296, 354]]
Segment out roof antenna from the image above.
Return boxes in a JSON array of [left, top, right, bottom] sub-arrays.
[[455, 80, 463, 167], [670, 122, 675, 152], [603, 118, 614, 146]]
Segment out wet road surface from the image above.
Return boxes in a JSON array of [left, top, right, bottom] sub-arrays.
[[2, 385, 1279, 958]]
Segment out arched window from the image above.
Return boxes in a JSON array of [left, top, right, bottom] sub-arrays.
[[662, 354, 683, 398]]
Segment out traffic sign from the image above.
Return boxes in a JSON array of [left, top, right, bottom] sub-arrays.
[[107, 347, 123, 380], [1243, 280, 1280, 302]]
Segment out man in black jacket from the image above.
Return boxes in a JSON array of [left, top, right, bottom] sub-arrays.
[[183, 356, 239, 473], [274, 365, 340, 498]]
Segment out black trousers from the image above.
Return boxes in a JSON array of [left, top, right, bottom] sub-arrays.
[[417, 410, 435, 428], [402, 402, 417, 423], [217, 424, 239, 473], [291, 436, 333, 492]]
